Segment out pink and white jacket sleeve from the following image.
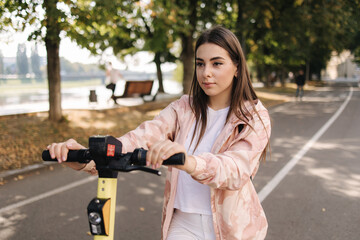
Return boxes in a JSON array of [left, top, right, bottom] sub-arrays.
[[117, 100, 181, 153], [190, 108, 271, 190]]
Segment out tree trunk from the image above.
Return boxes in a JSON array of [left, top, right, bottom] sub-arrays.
[[256, 64, 263, 84], [306, 60, 310, 81], [180, 33, 194, 94], [280, 69, 286, 88], [46, 39, 62, 121], [154, 52, 164, 93], [180, 2, 197, 95], [236, 0, 247, 57], [264, 68, 271, 88], [44, 0, 62, 122]]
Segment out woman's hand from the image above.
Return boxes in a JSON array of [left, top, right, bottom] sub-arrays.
[[146, 140, 196, 174], [46, 139, 87, 171]]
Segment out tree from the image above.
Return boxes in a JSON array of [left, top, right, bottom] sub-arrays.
[[68, 0, 177, 94], [176, 0, 197, 94], [16, 43, 29, 75], [350, 32, 360, 64], [135, 0, 178, 93], [31, 44, 42, 79], [2, 0, 132, 121], [221, 0, 360, 84], [77, 0, 225, 94], [287, 0, 360, 80], [342, 0, 360, 64], [170, 0, 224, 93], [43, 0, 63, 121], [1, 0, 65, 121]]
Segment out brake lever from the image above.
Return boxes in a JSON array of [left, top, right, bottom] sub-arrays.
[[136, 166, 161, 176], [107, 155, 161, 176], [112, 165, 161, 176]]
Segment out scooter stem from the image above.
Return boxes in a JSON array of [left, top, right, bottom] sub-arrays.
[[94, 178, 117, 240]]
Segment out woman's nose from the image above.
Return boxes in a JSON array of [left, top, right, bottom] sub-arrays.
[[203, 65, 212, 78]]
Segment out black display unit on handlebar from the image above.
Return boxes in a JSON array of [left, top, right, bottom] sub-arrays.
[[42, 135, 184, 240]]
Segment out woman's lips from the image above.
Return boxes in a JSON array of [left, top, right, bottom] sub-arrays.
[[202, 82, 215, 88]]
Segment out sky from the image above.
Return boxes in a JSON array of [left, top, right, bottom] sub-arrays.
[[0, 30, 176, 73]]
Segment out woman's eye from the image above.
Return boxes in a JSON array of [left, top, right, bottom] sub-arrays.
[[196, 62, 204, 67], [214, 62, 223, 66]]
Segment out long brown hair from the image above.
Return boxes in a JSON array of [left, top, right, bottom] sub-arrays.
[[189, 26, 269, 160]]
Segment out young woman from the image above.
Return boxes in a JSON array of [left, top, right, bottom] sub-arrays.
[[47, 26, 271, 239]]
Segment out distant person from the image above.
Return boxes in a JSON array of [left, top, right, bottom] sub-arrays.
[[295, 69, 306, 100], [105, 62, 123, 101]]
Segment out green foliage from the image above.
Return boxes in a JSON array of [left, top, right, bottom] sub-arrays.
[[1, 0, 72, 121], [66, 0, 136, 57], [136, 0, 178, 61], [217, 0, 360, 82], [1, 0, 359, 87], [344, 0, 360, 64]]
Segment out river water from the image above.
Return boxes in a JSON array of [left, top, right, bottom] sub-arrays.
[[0, 78, 183, 116]]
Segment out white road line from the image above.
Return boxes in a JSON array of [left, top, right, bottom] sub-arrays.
[[259, 87, 354, 203], [0, 175, 97, 214]]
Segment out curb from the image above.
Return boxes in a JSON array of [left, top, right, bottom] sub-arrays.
[[256, 91, 293, 101]]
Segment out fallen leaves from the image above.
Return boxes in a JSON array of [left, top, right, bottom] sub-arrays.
[[0, 98, 177, 172]]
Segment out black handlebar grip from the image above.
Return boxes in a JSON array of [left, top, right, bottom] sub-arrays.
[[132, 148, 185, 166], [164, 152, 185, 165], [42, 149, 92, 163]]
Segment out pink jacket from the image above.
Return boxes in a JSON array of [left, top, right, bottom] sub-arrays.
[[87, 95, 271, 239]]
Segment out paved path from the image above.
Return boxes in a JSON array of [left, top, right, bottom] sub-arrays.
[[0, 86, 359, 240], [255, 86, 360, 240]]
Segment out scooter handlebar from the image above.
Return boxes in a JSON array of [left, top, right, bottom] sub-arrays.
[[131, 148, 185, 166], [42, 148, 185, 166], [42, 149, 92, 163]]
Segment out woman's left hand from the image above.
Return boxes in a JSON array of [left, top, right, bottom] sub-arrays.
[[146, 140, 196, 174]]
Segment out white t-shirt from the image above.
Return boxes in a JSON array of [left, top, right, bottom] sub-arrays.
[[174, 106, 229, 215]]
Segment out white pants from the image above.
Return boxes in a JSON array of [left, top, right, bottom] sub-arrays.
[[167, 209, 216, 240]]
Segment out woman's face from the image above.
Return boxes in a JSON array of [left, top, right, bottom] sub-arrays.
[[196, 43, 237, 110]]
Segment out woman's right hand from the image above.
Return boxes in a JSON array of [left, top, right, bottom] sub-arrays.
[[47, 139, 87, 171]]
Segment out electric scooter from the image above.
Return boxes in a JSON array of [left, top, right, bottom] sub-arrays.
[[42, 135, 184, 240]]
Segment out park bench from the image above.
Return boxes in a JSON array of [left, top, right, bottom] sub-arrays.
[[112, 80, 157, 103]]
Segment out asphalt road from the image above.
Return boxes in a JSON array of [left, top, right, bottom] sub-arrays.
[[0, 86, 359, 240]]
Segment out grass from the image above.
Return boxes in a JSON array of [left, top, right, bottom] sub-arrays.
[[0, 86, 294, 175]]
